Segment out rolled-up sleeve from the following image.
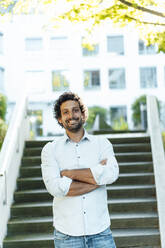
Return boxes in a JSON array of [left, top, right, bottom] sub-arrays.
[[41, 142, 72, 197], [90, 137, 119, 185]]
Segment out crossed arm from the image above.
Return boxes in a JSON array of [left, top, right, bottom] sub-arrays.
[[61, 159, 107, 196]]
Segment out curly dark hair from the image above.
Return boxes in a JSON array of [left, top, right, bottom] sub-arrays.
[[53, 92, 88, 127]]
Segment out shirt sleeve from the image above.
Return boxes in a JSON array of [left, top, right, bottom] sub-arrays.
[[41, 142, 72, 197], [90, 137, 119, 185]]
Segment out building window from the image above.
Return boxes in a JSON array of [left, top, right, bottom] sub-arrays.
[[140, 67, 157, 88], [83, 70, 100, 89], [25, 71, 45, 93], [50, 36, 68, 50], [0, 68, 4, 92], [0, 33, 3, 54], [25, 38, 43, 51], [107, 35, 124, 55], [138, 40, 156, 55], [82, 44, 99, 56], [52, 70, 70, 91], [110, 106, 127, 124], [109, 68, 126, 89]]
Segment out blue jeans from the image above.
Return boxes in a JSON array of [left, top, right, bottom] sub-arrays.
[[54, 227, 116, 248]]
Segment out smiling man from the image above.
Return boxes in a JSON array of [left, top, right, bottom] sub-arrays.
[[41, 92, 119, 248]]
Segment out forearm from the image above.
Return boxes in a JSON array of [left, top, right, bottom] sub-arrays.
[[66, 180, 99, 196], [61, 168, 97, 185]]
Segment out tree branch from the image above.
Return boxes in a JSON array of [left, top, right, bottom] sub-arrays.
[[125, 14, 165, 26], [119, 0, 165, 18]]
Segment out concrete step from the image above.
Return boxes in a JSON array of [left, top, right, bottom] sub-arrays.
[[116, 152, 152, 162], [3, 233, 54, 248], [20, 166, 41, 178], [7, 217, 53, 235], [11, 198, 157, 219], [24, 143, 152, 156], [21, 156, 41, 166], [21, 152, 153, 166], [17, 172, 155, 191], [114, 173, 155, 185], [7, 212, 158, 236], [113, 228, 160, 247], [14, 184, 156, 204], [119, 161, 153, 173], [3, 228, 160, 248], [108, 198, 157, 214], [20, 161, 154, 179], [113, 143, 151, 153], [14, 189, 53, 203], [24, 148, 42, 157], [25, 140, 49, 148], [109, 136, 150, 144], [11, 202, 53, 218], [111, 212, 159, 228], [107, 185, 156, 198], [17, 177, 45, 190]]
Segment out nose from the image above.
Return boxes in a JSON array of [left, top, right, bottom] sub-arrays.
[[68, 111, 74, 119]]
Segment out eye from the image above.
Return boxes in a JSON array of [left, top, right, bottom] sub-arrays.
[[74, 108, 79, 113], [63, 111, 68, 115]]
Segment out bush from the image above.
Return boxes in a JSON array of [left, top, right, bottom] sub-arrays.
[[162, 132, 165, 150], [131, 95, 160, 127], [0, 118, 7, 149], [0, 93, 7, 120], [0, 93, 7, 149], [85, 106, 111, 130], [131, 95, 146, 127], [112, 117, 129, 131]]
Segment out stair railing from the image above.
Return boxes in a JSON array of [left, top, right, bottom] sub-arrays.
[[0, 95, 30, 247], [147, 95, 165, 248]]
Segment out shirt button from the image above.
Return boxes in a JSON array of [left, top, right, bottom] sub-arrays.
[[76, 144, 78, 147], [83, 196, 85, 199], [77, 156, 80, 159], [84, 211, 86, 214]]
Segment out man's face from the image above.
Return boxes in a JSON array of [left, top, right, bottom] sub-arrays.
[[58, 100, 85, 133]]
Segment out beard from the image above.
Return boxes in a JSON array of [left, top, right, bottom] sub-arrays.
[[64, 118, 84, 133]]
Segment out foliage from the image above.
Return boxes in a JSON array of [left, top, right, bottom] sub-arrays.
[[0, 93, 7, 149], [112, 117, 129, 130], [0, 118, 7, 149], [0, 93, 7, 121], [1, 0, 165, 52], [131, 95, 146, 127], [131, 95, 160, 127], [85, 106, 111, 130], [162, 131, 165, 150]]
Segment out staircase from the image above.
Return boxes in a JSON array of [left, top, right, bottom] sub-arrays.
[[3, 135, 161, 248]]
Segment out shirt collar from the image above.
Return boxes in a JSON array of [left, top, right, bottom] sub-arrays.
[[63, 129, 91, 143]]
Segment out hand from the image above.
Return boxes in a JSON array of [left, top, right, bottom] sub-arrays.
[[100, 159, 107, 166], [60, 170, 70, 178]]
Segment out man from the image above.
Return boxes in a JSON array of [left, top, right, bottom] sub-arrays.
[[41, 92, 119, 248]]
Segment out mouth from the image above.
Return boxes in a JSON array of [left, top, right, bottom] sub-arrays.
[[67, 120, 78, 125]]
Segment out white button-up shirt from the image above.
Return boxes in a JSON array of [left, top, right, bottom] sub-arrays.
[[41, 130, 119, 236]]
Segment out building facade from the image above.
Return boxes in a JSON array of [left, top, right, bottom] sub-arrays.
[[0, 15, 165, 136]]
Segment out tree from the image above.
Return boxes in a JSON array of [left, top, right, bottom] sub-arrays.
[[85, 106, 112, 130], [1, 0, 165, 52], [0, 93, 7, 149]]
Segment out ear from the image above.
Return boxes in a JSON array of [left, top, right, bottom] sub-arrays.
[[58, 118, 62, 124], [82, 112, 86, 122]]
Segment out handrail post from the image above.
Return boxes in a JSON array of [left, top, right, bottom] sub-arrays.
[[147, 95, 165, 248]]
